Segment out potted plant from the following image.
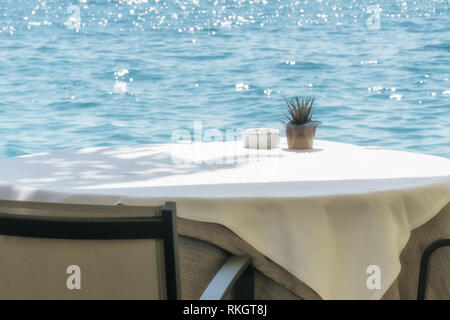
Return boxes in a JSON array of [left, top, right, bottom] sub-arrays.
[[283, 96, 321, 149]]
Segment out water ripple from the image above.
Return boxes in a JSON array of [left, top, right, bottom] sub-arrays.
[[0, 0, 448, 159]]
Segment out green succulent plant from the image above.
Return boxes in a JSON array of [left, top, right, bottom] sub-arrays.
[[283, 96, 315, 126]]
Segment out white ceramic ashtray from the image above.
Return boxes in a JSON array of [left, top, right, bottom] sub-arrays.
[[243, 128, 280, 150], [177, 140, 193, 144]]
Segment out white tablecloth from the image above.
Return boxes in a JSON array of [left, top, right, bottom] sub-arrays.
[[0, 139, 449, 299]]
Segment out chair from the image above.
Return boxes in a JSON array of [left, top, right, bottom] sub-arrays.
[[0, 200, 253, 300], [417, 237, 450, 300]]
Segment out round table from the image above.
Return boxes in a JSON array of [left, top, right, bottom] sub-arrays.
[[0, 139, 449, 299]]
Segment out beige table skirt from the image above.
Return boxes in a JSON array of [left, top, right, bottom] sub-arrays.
[[178, 202, 450, 300]]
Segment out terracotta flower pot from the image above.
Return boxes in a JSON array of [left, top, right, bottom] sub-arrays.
[[285, 121, 321, 149]]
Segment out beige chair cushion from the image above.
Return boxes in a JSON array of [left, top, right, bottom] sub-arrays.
[[0, 236, 165, 300]]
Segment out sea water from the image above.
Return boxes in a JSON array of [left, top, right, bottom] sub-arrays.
[[0, 0, 448, 158]]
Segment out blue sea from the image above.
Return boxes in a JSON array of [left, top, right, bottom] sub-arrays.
[[0, 0, 449, 159]]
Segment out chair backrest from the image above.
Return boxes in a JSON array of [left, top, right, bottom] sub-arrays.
[[0, 200, 181, 300]]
